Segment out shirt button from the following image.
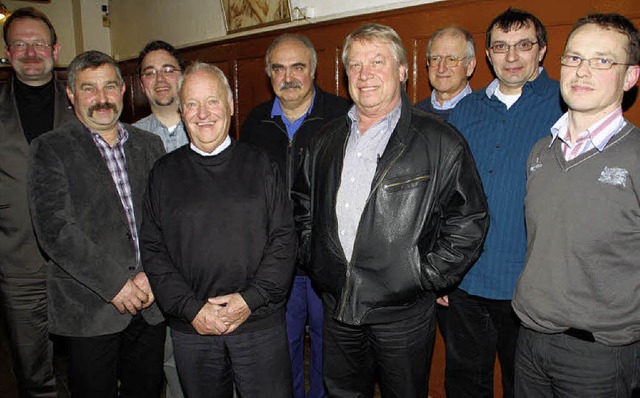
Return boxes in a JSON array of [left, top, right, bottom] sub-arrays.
[[340, 230, 345, 236], [345, 203, 350, 208], [357, 152, 362, 157], [350, 177, 355, 182]]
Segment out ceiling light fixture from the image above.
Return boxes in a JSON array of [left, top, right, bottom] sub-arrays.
[[0, 3, 10, 22]]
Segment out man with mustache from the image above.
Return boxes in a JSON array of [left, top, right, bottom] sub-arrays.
[[27, 50, 166, 397], [240, 33, 349, 398], [133, 39, 187, 398], [0, 7, 74, 397], [513, 13, 640, 396], [446, 8, 563, 397]]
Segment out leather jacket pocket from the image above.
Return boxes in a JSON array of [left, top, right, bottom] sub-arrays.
[[383, 175, 430, 192]]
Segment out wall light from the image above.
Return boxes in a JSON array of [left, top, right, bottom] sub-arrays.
[[0, 3, 10, 22]]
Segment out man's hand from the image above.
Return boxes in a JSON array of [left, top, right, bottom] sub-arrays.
[[436, 295, 449, 307], [208, 293, 251, 334], [132, 272, 155, 308], [111, 279, 149, 315], [191, 303, 228, 335]]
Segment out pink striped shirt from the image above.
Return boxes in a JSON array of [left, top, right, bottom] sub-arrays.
[[550, 108, 626, 161]]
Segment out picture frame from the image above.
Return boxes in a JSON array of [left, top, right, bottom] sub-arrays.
[[222, 0, 292, 33]]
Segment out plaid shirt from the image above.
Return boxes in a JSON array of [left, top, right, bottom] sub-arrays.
[[90, 123, 140, 268]]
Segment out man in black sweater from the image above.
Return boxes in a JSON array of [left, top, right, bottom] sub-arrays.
[[141, 62, 297, 398], [240, 34, 349, 398]]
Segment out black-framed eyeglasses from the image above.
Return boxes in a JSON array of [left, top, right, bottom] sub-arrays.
[[560, 55, 634, 70], [426, 55, 466, 68], [8, 41, 52, 53], [141, 66, 181, 79], [489, 40, 538, 53]]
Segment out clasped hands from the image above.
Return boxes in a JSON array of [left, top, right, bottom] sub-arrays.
[[111, 272, 155, 315], [191, 293, 251, 336]]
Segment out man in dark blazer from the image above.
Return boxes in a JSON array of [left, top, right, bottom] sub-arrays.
[[27, 50, 166, 398], [0, 7, 74, 396]]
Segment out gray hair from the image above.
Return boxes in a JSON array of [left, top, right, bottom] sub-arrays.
[[177, 62, 233, 107], [67, 51, 124, 94], [265, 33, 318, 77], [342, 23, 408, 83], [427, 25, 476, 64]]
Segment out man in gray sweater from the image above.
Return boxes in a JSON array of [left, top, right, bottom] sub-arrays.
[[512, 13, 640, 397]]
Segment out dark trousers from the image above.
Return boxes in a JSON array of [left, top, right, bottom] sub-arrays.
[[64, 315, 165, 398], [515, 327, 640, 398], [286, 275, 325, 398], [445, 288, 519, 398], [0, 270, 57, 398], [173, 322, 292, 398], [322, 303, 436, 398]]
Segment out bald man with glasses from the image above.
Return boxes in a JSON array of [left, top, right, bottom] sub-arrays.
[[415, 25, 476, 122]]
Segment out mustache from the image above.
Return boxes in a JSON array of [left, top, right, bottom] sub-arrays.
[[279, 81, 302, 90], [88, 102, 118, 116], [19, 56, 44, 63]]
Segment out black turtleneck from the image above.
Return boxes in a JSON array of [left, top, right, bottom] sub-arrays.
[[14, 77, 55, 143]]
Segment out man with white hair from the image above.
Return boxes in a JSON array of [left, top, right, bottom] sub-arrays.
[[415, 25, 476, 121], [141, 62, 297, 398]]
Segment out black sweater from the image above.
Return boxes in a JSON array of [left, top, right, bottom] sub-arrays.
[[141, 139, 296, 334]]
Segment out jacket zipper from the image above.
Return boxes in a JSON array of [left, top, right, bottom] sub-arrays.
[[383, 175, 430, 189]]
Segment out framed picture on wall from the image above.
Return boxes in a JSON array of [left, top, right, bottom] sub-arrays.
[[222, 0, 291, 33]]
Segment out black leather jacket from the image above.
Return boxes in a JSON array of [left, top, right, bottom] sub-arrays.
[[292, 92, 489, 325]]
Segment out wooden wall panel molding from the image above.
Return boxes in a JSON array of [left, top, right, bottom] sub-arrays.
[[107, 0, 640, 135]]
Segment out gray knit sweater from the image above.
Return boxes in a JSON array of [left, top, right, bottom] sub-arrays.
[[513, 121, 640, 346]]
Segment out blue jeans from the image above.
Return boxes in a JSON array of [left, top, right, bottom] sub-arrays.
[[286, 275, 325, 398], [515, 326, 640, 397]]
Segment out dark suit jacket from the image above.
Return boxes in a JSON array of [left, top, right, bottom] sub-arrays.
[[0, 77, 74, 278], [28, 118, 166, 337]]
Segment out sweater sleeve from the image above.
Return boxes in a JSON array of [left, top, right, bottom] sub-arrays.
[[239, 159, 296, 311], [140, 165, 205, 322]]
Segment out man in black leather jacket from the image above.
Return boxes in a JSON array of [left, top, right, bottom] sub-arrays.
[[292, 23, 489, 397]]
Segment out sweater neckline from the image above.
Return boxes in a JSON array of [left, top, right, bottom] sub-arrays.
[[188, 138, 235, 166]]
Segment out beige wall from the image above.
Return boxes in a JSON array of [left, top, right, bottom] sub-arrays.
[[109, 0, 441, 61], [1, 0, 440, 65]]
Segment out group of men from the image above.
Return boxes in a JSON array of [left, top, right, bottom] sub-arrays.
[[1, 4, 639, 398]]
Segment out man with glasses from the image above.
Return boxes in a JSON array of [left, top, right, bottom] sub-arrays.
[[447, 8, 563, 397], [0, 7, 74, 397], [415, 25, 476, 121], [134, 41, 188, 153], [133, 40, 187, 398], [513, 13, 640, 396]]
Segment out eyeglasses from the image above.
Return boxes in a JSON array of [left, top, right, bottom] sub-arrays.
[[560, 55, 633, 70], [8, 41, 52, 53], [489, 40, 538, 54], [427, 55, 466, 67], [141, 66, 181, 79]]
